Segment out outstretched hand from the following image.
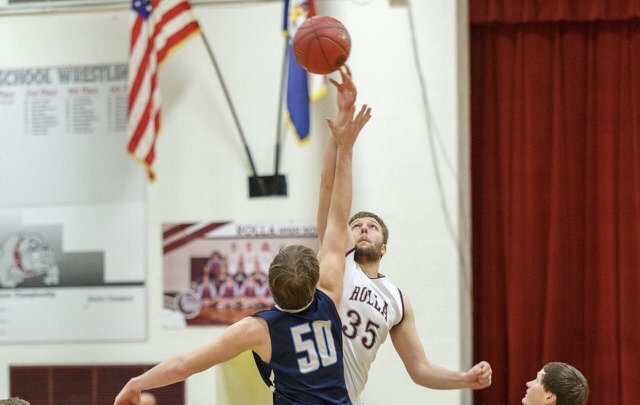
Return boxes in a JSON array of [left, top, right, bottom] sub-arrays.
[[464, 361, 492, 390], [329, 65, 356, 112], [326, 104, 372, 148]]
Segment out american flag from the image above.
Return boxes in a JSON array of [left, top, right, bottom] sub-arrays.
[[128, 0, 200, 180]]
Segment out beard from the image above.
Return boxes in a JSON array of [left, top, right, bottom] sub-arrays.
[[354, 243, 382, 263]]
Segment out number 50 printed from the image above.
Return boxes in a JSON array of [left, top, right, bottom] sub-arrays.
[[291, 320, 338, 373]]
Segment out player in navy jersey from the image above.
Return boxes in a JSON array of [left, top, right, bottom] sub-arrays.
[[251, 255, 349, 404], [113, 81, 371, 405], [316, 66, 493, 404]]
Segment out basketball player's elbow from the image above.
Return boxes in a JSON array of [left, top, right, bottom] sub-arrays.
[[405, 360, 437, 388], [406, 366, 425, 385], [167, 356, 195, 381]]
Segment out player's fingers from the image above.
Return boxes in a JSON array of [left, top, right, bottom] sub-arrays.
[[340, 65, 349, 78], [354, 108, 372, 132], [356, 105, 371, 120], [362, 112, 372, 126], [483, 373, 492, 386], [325, 118, 336, 133]]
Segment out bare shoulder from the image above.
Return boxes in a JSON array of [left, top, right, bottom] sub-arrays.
[[390, 290, 417, 337], [233, 315, 271, 362], [233, 315, 269, 338], [399, 289, 414, 314]]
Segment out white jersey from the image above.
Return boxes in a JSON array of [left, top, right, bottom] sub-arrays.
[[340, 250, 404, 404]]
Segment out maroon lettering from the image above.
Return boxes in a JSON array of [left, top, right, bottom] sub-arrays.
[[381, 302, 388, 319], [349, 286, 361, 300], [360, 288, 370, 302], [347, 286, 389, 321]]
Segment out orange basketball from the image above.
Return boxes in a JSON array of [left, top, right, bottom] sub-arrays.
[[292, 15, 351, 75]]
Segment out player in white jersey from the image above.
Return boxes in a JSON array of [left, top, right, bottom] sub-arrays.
[[317, 66, 493, 404], [340, 248, 403, 398]]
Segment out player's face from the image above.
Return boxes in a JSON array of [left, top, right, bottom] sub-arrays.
[[522, 369, 551, 405], [350, 217, 385, 260]]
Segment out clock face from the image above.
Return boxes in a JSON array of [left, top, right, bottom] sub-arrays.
[[174, 290, 202, 319]]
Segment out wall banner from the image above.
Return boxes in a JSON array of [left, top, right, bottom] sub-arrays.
[[162, 221, 318, 327], [0, 63, 146, 343]]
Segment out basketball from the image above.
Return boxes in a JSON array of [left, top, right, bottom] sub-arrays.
[[292, 15, 351, 75]]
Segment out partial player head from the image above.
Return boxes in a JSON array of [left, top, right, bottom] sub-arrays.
[[293, 15, 351, 75], [349, 211, 389, 263], [523, 362, 589, 405], [542, 362, 589, 405], [268, 245, 319, 310], [349, 211, 389, 244]]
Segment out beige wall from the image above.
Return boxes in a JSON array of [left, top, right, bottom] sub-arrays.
[[0, 0, 472, 403]]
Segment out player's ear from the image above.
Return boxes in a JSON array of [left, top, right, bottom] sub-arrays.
[[380, 243, 387, 257], [544, 392, 557, 405]]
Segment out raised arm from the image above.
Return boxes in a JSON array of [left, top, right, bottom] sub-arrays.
[[317, 102, 371, 306], [317, 65, 358, 248], [114, 317, 269, 405]]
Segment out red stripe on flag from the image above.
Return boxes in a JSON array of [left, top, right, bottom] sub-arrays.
[[127, 0, 200, 181], [130, 15, 143, 49], [156, 0, 191, 31], [145, 69, 160, 167], [127, 36, 152, 117], [154, 1, 200, 63], [128, 91, 152, 152], [157, 21, 200, 63]]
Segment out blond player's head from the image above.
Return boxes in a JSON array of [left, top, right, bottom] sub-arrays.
[[268, 245, 319, 310]]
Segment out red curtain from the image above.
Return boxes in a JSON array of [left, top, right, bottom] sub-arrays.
[[470, 2, 640, 404], [470, 0, 640, 23]]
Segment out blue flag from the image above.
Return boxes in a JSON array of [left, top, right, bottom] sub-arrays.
[[284, 0, 317, 143], [286, 45, 310, 142]]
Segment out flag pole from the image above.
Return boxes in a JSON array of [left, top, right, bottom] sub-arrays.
[[274, 37, 289, 176], [198, 31, 267, 195]]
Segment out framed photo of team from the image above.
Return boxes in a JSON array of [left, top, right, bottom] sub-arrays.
[[162, 221, 318, 327]]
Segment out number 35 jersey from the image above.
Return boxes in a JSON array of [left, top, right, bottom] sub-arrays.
[[340, 249, 404, 403], [252, 289, 352, 405]]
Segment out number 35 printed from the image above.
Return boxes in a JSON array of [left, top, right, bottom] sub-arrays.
[[342, 309, 380, 349]]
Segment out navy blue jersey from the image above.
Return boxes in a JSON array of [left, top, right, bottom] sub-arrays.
[[252, 289, 351, 405]]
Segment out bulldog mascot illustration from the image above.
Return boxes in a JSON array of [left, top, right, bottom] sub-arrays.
[[0, 232, 60, 288]]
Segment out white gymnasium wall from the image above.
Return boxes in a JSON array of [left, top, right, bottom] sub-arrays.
[[0, 0, 472, 404]]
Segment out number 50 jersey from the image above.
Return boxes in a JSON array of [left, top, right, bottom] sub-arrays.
[[252, 289, 352, 405], [340, 249, 404, 404]]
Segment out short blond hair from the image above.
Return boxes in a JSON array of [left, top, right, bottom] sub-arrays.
[[268, 245, 319, 310]]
